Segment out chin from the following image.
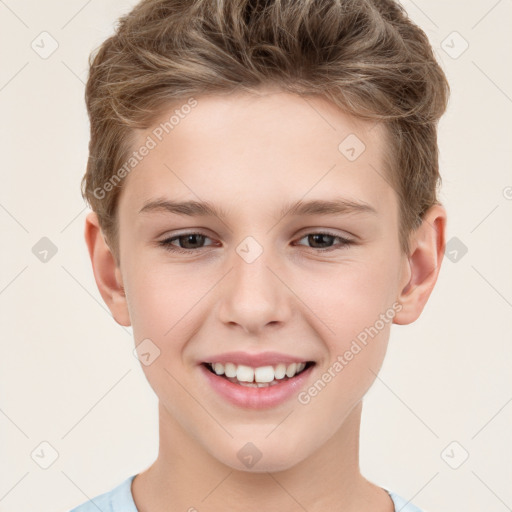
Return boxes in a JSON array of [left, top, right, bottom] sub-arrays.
[[228, 455, 303, 473], [210, 438, 311, 474]]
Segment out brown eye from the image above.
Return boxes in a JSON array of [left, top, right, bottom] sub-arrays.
[[296, 232, 354, 251], [174, 233, 207, 249], [158, 232, 215, 253]]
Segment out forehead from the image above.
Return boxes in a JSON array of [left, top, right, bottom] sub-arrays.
[[118, 88, 394, 220]]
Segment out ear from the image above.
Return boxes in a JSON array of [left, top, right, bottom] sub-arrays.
[[84, 211, 131, 326], [393, 204, 447, 325]]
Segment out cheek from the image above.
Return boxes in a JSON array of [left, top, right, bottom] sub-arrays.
[[293, 262, 396, 426], [124, 264, 206, 402], [290, 255, 399, 347], [125, 261, 207, 339]]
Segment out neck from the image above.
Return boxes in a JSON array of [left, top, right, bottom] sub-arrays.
[[132, 400, 393, 512]]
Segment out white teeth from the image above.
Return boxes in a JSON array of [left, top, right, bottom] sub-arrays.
[[224, 362, 237, 378], [207, 361, 309, 383], [254, 366, 274, 383], [285, 363, 297, 377], [274, 363, 287, 379], [236, 365, 254, 382]]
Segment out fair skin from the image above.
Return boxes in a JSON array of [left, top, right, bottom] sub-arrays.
[[85, 88, 446, 512]]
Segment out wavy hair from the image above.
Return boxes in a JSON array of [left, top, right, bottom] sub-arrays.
[[82, 0, 450, 263]]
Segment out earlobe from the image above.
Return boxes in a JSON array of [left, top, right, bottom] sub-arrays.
[[84, 211, 131, 326], [393, 204, 447, 325]]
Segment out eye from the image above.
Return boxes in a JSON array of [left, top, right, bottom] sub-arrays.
[[158, 232, 216, 254], [157, 230, 354, 255], [294, 232, 354, 251]]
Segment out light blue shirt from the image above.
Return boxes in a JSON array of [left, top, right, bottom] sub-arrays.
[[68, 474, 428, 511]]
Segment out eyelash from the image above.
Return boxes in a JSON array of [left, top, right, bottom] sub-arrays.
[[157, 231, 354, 254]]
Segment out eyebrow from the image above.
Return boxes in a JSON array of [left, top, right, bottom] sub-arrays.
[[138, 197, 377, 219]]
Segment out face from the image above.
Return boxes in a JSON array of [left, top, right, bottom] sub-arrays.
[[113, 88, 409, 472]]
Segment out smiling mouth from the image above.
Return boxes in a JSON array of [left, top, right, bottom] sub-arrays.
[[202, 361, 316, 388]]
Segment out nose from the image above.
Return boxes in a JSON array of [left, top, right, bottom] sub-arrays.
[[216, 244, 292, 335]]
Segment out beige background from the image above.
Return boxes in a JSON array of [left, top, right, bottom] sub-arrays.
[[1, 1, 511, 511]]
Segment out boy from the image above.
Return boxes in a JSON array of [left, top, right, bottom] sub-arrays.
[[71, 0, 449, 510]]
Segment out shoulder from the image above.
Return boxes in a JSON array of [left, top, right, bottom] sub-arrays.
[[386, 489, 430, 512], [68, 474, 138, 512]]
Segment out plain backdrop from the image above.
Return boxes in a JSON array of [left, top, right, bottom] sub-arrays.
[[1, 1, 511, 511]]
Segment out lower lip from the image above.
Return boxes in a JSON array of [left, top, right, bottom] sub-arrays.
[[199, 363, 315, 409]]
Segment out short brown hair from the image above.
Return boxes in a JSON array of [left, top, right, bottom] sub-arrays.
[[82, 0, 450, 264]]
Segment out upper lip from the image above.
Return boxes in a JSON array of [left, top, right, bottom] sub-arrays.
[[201, 351, 314, 367]]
